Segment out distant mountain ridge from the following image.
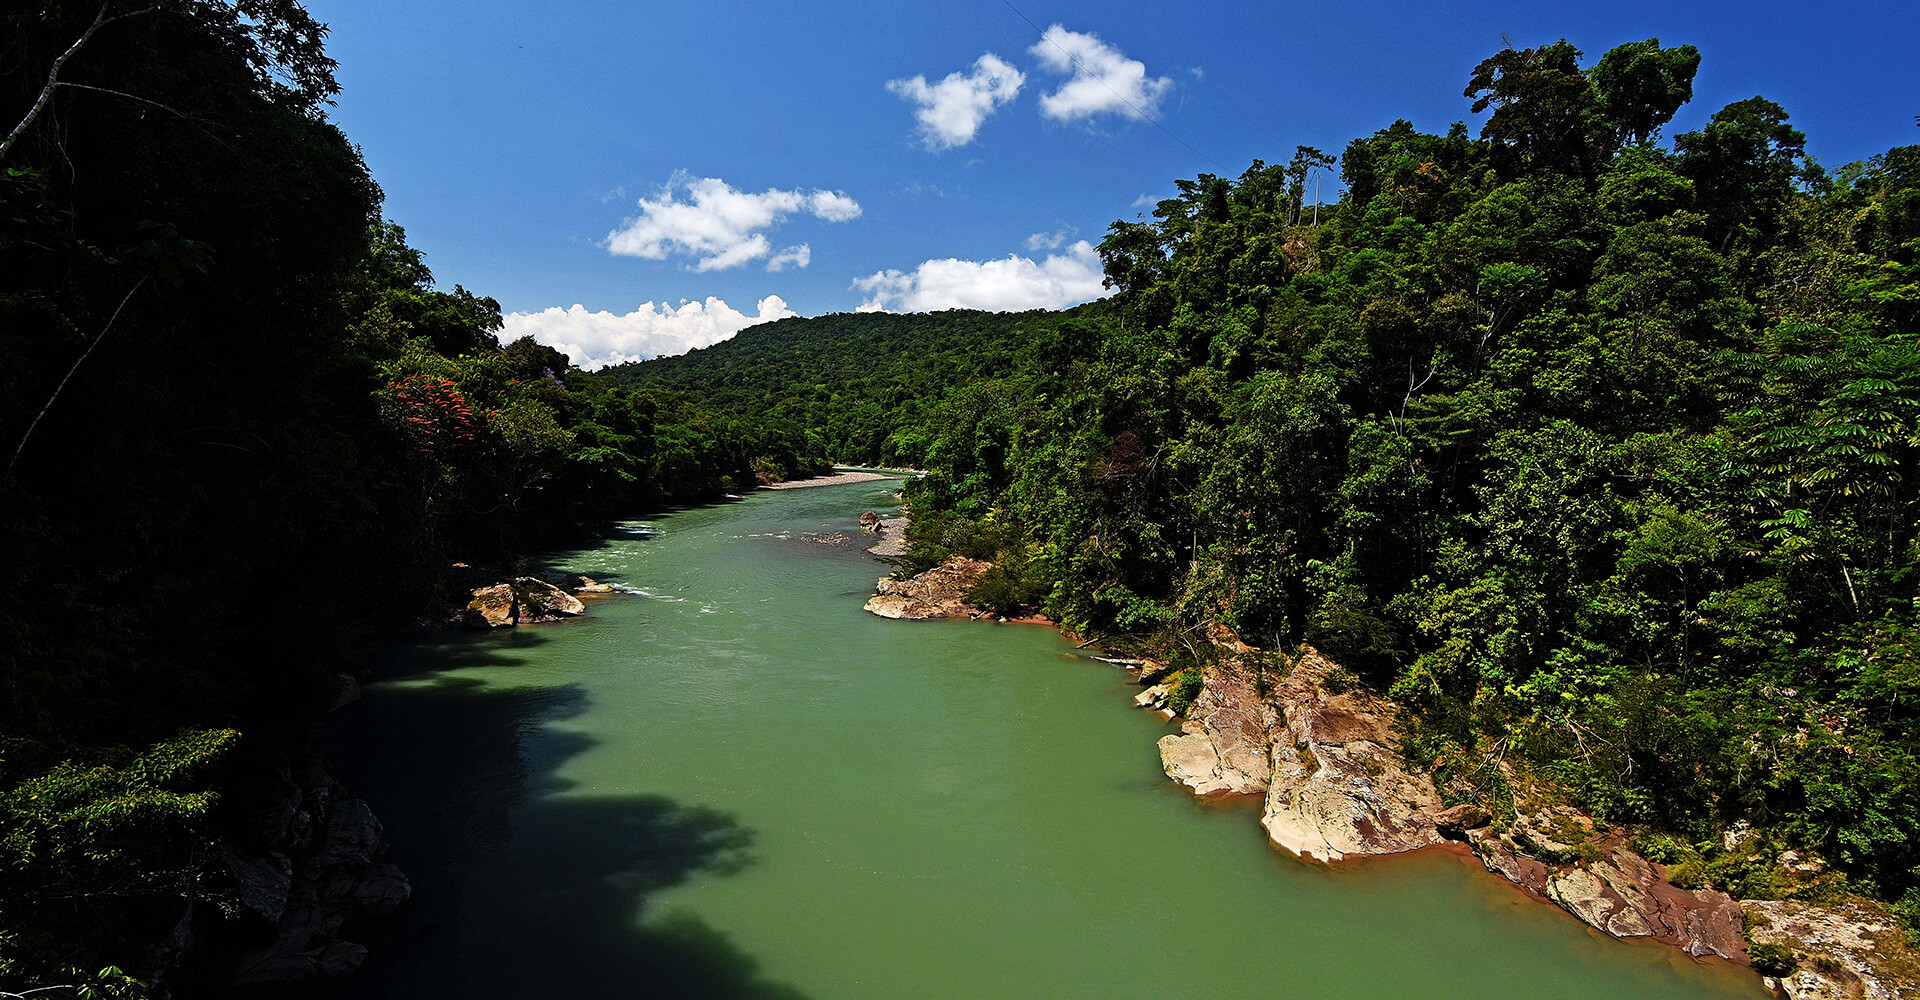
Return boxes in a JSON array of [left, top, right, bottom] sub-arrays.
[[604, 304, 1110, 466]]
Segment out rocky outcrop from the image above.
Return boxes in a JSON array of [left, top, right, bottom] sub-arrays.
[[1543, 846, 1746, 960], [224, 757, 411, 986], [463, 583, 516, 628], [1745, 900, 1920, 1000], [1135, 647, 1444, 859], [460, 577, 586, 628], [1434, 803, 1492, 837], [1156, 663, 1280, 797], [1467, 828, 1550, 898], [1117, 637, 1915, 993], [1258, 650, 1446, 861], [863, 557, 991, 620]]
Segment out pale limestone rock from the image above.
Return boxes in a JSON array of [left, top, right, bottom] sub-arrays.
[[1745, 899, 1920, 1000], [1258, 649, 1444, 861], [1547, 863, 1658, 938], [1156, 662, 1281, 797], [863, 557, 992, 619]]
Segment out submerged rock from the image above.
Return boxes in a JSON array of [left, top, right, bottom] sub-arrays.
[[863, 557, 992, 620], [547, 572, 617, 594]]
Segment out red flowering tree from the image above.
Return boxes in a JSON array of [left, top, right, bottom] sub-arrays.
[[380, 375, 488, 457]]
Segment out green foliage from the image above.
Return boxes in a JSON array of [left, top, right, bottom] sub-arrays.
[[0, 2, 830, 987], [1896, 886, 1920, 947], [1167, 668, 1205, 716], [1746, 941, 1799, 977]]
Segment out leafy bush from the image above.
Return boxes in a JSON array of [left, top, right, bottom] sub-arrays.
[[1896, 887, 1920, 947], [1321, 666, 1362, 695], [1167, 668, 1205, 716], [1746, 942, 1798, 977]]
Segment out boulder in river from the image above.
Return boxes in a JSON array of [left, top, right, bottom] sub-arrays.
[[513, 577, 585, 623], [461, 578, 587, 628], [463, 584, 516, 628]]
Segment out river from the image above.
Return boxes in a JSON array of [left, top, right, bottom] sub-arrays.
[[328, 481, 1767, 999]]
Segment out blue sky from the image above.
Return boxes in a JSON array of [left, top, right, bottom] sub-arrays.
[[307, 0, 1920, 367]]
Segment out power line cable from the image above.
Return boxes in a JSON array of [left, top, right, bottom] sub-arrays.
[[999, 0, 1228, 173]]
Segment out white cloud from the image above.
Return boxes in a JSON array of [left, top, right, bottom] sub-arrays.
[[1024, 226, 1076, 251], [605, 174, 861, 271], [1030, 25, 1173, 123], [887, 53, 1025, 150], [808, 190, 863, 222], [853, 240, 1111, 313], [766, 244, 811, 272], [500, 295, 797, 370]]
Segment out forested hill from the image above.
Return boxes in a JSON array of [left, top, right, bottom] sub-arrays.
[[606, 304, 1112, 465], [627, 39, 1920, 945]]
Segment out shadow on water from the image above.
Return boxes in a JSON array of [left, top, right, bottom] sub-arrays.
[[323, 629, 810, 1000]]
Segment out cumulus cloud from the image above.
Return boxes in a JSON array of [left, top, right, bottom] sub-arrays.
[[605, 174, 860, 271], [500, 295, 797, 370], [887, 53, 1025, 150], [1024, 226, 1076, 251], [766, 244, 811, 272], [1030, 25, 1173, 123], [853, 240, 1111, 313]]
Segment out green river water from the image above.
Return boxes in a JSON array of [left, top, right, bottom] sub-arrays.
[[329, 480, 1768, 999]]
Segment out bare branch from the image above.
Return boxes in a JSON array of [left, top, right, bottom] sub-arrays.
[[53, 81, 191, 120], [7, 278, 148, 481], [2, 4, 157, 160]]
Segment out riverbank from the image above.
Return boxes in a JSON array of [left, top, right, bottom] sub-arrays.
[[848, 500, 1910, 1000], [1106, 642, 1920, 1000], [331, 483, 1762, 1000], [763, 470, 903, 490]]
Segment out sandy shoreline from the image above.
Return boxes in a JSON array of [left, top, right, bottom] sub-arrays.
[[762, 470, 905, 490]]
